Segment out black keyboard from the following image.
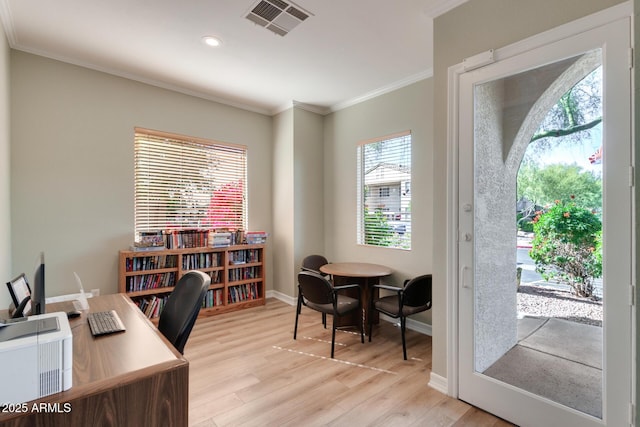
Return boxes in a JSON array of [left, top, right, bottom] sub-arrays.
[[87, 310, 126, 336]]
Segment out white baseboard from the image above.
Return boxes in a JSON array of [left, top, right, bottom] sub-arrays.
[[428, 372, 448, 395], [380, 314, 432, 336], [268, 290, 296, 306]]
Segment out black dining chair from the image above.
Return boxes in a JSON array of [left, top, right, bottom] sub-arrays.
[[158, 270, 211, 354], [368, 274, 432, 360], [300, 254, 331, 327], [301, 254, 331, 276], [294, 270, 364, 358]]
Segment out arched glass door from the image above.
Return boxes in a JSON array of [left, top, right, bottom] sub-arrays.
[[457, 16, 631, 427]]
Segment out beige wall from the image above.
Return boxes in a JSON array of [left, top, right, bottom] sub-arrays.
[[323, 78, 434, 326], [293, 107, 325, 281], [0, 19, 10, 309], [432, 0, 627, 380], [271, 108, 294, 295], [271, 106, 325, 299], [10, 51, 273, 298]]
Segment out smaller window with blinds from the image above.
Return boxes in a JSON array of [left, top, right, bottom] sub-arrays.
[[357, 131, 412, 249], [134, 128, 247, 238]]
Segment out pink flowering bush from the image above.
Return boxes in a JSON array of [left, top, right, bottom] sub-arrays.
[[529, 200, 602, 298]]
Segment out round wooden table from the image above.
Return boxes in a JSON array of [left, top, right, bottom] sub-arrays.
[[320, 262, 392, 327], [319, 262, 392, 278]]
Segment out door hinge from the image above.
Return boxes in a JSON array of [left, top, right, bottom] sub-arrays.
[[630, 165, 635, 188], [630, 284, 636, 307], [629, 402, 635, 425], [629, 47, 634, 70]]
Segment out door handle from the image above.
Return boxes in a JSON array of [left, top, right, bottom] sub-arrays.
[[461, 265, 471, 289]]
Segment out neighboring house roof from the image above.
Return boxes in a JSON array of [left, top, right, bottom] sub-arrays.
[[365, 163, 411, 185]]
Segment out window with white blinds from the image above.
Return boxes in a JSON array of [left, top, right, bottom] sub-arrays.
[[357, 131, 411, 249], [134, 128, 247, 237]]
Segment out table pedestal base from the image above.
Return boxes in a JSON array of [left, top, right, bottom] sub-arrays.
[[332, 276, 380, 329]]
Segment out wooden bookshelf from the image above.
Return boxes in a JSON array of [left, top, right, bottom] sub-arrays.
[[119, 244, 265, 321]]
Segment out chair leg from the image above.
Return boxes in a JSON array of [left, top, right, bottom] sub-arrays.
[[331, 316, 336, 358], [359, 309, 364, 343], [400, 316, 407, 360], [294, 294, 303, 340], [322, 313, 327, 328]]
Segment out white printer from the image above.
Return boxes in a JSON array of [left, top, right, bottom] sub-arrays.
[[0, 312, 72, 404]]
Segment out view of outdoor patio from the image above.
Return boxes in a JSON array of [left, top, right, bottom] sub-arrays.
[[483, 63, 604, 418]]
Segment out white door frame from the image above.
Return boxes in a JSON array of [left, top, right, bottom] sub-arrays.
[[445, 0, 634, 422]]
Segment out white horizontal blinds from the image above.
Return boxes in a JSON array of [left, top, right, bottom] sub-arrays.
[[357, 131, 411, 249], [134, 129, 247, 236]]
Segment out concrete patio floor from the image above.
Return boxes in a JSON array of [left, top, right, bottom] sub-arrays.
[[483, 316, 603, 419]]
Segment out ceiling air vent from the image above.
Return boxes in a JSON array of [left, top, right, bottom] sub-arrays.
[[245, 0, 312, 36]]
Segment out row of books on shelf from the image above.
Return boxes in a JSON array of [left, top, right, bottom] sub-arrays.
[[131, 231, 166, 252], [182, 252, 222, 270], [125, 249, 261, 273], [203, 230, 268, 247], [245, 231, 267, 245], [207, 270, 222, 283], [126, 272, 176, 292], [134, 294, 169, 319], [204, 289, 224, 308], [166, 229, 212, 249], [229, 249, 261, 265], [210, 230, 244, 247], [126, 254, 178, 272], [133, 229, 268, 250], [126, 267, 239, 293], [228, 266, 261, 282], [228, 283, 261, 303]]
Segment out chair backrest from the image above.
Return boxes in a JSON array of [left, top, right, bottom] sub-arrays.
[[403, 274, 432, 308], [158, 270, 211, 354], [297, 271, 334, 304], [301, 255, 329, 275]]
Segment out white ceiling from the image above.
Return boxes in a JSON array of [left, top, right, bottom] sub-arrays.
[[0, 0, 466, 115]]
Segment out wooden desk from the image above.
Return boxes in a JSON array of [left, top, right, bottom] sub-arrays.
[[0, 294, 189, 427], [320, 262, 392, 327]]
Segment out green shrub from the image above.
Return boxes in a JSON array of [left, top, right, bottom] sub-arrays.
[[529, 200, 601, 298], [517, 213, 535, 233], [364, 208, 394, 246]]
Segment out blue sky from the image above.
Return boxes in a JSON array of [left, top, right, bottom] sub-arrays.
[[526, 123, 602, 174]]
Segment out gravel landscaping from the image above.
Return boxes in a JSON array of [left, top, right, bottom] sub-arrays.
[[517, 284, 603, 327]]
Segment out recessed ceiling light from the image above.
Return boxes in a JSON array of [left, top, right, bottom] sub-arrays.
[[202, 36, 222, 47]]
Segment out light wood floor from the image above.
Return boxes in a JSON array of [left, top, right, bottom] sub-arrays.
[[185, 298, 513, 427]]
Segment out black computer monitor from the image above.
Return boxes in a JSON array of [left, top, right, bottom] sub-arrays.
[[31, 252, 45, 315]]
